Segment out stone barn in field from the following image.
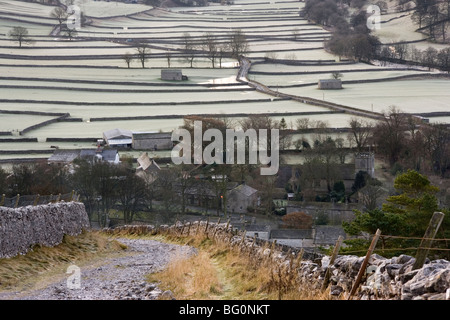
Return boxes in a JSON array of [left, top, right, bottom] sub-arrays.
[[161, 69, 187, 81], [318, 79, 342, 90]]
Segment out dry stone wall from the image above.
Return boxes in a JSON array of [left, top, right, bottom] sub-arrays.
[[105, 221, 450, 300], [0, 202, 90, 258]]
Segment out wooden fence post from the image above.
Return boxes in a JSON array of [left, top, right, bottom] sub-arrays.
[[33, 194, 40, 206], [348, 229, 381, 300], [212, 218, 221, 239], [14, 194, 20, 208], [321, 235, 344, 291], [413, 212, 445, 270]]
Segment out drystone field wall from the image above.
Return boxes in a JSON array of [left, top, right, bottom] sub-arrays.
[[0, 202, 90, 258], [105, 221, 450, 300]]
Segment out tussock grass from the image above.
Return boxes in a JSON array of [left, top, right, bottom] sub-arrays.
[[146, 233, 331, 300], [0, 231, 126, 291]]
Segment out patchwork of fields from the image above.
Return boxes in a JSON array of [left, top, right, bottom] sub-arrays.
[[0, 0, 449, 162]]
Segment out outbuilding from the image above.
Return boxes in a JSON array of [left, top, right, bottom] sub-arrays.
[[132, 132, 173, 150], [270, 229, 314, 248], [318, 79, 342, 90], [103, 128, 133, 148], [161, 69, 187, 81]]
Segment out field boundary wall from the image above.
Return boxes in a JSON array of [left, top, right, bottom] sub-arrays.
[[0, 202, 90, 258]]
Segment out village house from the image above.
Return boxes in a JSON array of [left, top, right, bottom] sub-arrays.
[[243, 224, 271, 240], [48, 148, 120, 165], [234, 223, 348, 250], [226, 183, 258, 214], [135, 152, 161, 183], [270, 229, 315, 248], [47, 149, 81, 165], [79, 149, 120, 164], [313, 225, 347, 248]]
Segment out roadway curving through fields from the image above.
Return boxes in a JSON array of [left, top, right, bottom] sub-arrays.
[[237, 57, 385, 121]]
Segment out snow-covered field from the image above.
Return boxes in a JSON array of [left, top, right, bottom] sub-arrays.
[[282, 79, 450, 115], [0, 0, 449, 161]]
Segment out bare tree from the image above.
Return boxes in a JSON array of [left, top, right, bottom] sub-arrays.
[[347, 117, 373, 151], [217, 44, 228, 68], [122, 52, 133, 68], [422, 123, 450, 177], [50, 7, 68, 28], [373, 106, 409, 166], [203, 32, 219, 68], [437, 47, 450, 72], [229, 29, 249, 62], [182, 32, 197, 68], [135, 42, 151, 68], [394, 42, 409, 60], [8, 26, 34, 48], [166, 49, 172, 68], [62, 26, 78, 40], [331, 71, 343, 79], [421, 46, 438, 70]]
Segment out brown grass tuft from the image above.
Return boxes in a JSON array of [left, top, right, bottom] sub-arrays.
[[147, 233, 333, 300]]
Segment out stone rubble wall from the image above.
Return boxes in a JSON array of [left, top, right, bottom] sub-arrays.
[[105, 220, 450, 300], [0, 202, 90, 258]]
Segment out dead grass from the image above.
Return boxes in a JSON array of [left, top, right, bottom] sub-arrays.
[[0, 231, 126, 291], [146, 233, 332, 300]]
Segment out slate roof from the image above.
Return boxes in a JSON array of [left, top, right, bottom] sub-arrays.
[[48, 149, 81, 163], [137, 153, 161, 172], [103, 128, 133, 140], [314, 225, 347, 245], [231, 184, 258, 197], [80, 149, 118, 162], [48, 149, 118, 163]]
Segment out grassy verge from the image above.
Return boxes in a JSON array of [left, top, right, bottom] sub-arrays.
[[0, 231, 127, 291], [146, 233, 331, 300]]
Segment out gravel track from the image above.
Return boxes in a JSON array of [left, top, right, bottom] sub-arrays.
[[0, 238, 197, 300]]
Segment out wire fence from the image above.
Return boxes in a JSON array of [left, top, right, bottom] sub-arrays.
[[0, 191, 78, 208]]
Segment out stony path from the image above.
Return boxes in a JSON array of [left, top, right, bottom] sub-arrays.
[[0, 239, 197, 300]]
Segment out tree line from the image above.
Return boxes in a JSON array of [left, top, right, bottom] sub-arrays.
[[122, 30, 249, 69], [304, 0, 450, 72], [412, 0, 450, 42], [304, 0, 382, 62]]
